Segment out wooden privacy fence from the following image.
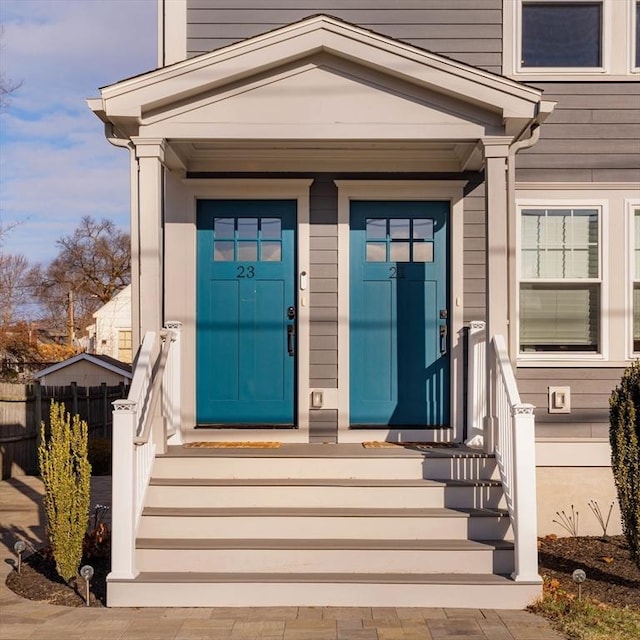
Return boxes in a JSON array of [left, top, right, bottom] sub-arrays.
[[0, 382, 129, 479]]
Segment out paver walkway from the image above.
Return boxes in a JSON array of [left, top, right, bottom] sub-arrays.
[[0, 475, 565, 640]]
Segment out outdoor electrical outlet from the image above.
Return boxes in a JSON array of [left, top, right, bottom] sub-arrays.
[[548, 386, 571, 414]]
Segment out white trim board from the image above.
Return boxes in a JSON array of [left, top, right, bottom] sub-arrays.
[[171, 178, 313, 442], [536, 439, 612, 467], [334, 180, 466, 443]]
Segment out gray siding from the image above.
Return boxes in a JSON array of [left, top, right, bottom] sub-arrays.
[[516, 83, 640, 183], [516, 367, 623, 438], [463, 180, 486, 323], [309, 177, 338, 389], [186, 0, 503, 74]]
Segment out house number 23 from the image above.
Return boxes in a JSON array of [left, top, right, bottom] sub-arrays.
[[236, 266, 255, 278]]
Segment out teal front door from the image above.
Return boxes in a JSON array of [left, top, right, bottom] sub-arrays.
[[350, 201, 449, 426], [196, 200, 296, 426]]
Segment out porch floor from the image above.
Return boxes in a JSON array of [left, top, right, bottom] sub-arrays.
[[162, 443, 486, 458]]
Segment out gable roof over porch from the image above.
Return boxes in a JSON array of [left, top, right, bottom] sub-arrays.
[[89, 14, 554, 173]]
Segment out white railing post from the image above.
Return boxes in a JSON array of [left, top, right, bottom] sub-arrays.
[[110, 399, 138, 580], [511, 403, 540, 582], [164, 321, 183, 445], [466, 321, 486, 448]]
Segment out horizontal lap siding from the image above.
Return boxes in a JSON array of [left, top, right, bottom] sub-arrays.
[[516, 367, 623, 438], [463, 181, 486, 323], [516, 83, 640, 183], [186, 1, 503, 74], [310, 177, 338, 389]]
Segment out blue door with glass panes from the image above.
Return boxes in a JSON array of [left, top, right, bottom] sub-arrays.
[[196, 200, 296, 425], [350, 201, 449, 426]]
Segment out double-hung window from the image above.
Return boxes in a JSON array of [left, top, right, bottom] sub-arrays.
[[504, 0, 639, 77], [519, 208, 601, 353]]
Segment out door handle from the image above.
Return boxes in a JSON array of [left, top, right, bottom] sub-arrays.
[[287, 324, 295, 357], [440, 324, 448, 356]]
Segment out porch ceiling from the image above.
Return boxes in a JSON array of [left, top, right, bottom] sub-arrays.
[[89, 14, 553, 166], [166, 140, 481, 173]]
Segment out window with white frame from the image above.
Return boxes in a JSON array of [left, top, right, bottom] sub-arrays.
[[522, 1, 602, 68], [504, 0, 639, 77], [635, 1, 640, 69], [519, 208, 601, 353], [633, 208, 640, 352]]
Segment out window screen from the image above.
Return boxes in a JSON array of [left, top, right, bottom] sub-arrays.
[[522, 2, 602, 67], [520, 208, 600, 353]]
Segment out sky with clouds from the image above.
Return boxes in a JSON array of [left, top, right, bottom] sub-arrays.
[[0, 0, 156, 266]]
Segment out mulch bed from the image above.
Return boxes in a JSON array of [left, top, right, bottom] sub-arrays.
[[6, 535, 639, 609], [538, 534, 640, 609], [6, 549, 108, 607]]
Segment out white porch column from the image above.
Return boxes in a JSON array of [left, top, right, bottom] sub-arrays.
[[482, 137, 510, 452], [131, 138, 165, 337]]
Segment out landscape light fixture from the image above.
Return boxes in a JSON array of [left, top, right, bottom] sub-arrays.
[[80, 564, 94, 606], [572, 569, 587, 600], [13, 540, 26, 574]]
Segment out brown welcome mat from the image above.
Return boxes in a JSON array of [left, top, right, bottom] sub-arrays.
[[362, 441, 456, 449], [184, 441, 281, 449]]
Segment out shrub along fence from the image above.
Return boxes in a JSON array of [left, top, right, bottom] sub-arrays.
[[0, 382, 129, 479]]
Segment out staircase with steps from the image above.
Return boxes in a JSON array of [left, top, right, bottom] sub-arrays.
[[107, 443, 541, 608]]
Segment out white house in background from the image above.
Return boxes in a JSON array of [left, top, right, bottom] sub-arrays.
[[88, 0, 638, 610], [88, 285, 133, 363]]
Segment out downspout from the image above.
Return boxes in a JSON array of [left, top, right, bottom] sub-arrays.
[[506, 121, 542, 364], [106, 123, 142, 350]]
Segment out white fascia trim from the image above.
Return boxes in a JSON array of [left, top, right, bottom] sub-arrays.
[[334, 180, 466, 441], [35, 354, 133, 380], [159, 0, 187, 67], [536, 438, 612, 467], [181, 178, 313, 437], [101, 15, 543, 120]]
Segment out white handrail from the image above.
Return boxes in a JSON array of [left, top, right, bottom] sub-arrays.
[[490, 335, 540, 583], [109, 322, 182, 581]]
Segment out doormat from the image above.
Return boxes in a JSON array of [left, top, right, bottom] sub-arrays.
[[184, 441, 281, 449], [362, 441, 456, 449]]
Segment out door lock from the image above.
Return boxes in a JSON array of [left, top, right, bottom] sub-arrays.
[[287, 306, 296, 320]]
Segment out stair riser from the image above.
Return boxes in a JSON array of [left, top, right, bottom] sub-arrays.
[[107, 580, 541, 609], [152, 457, 499, 481], [136, 548, 514, 574], [145, 485, 505, 509], [138, 515, 509, 540]]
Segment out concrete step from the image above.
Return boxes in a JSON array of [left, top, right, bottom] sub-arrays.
[[136, 538, 514, 574], [145, 478, 505, 509], [137, 506, 511, 540], [107, 572, 541, 608], [154, 446, 499, 481]]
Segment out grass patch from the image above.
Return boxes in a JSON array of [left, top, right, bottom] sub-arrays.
[[531, 577, 640, 640]]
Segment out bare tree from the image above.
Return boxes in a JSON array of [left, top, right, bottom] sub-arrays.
[[29, 217, 131, 337], [0, 253, 29, 326], [0, 26, 21, 111]]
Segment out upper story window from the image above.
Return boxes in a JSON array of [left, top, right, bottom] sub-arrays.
[[503, 0, 639, 79], [635, 1, 640, 69], [522, 2, 602, 68], [519, 208, 601, 354]]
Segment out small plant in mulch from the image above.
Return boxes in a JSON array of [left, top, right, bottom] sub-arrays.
[[6, 505, 112, 607]]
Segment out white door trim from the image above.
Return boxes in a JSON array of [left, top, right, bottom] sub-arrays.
[[182, 178, 313, 442], [335, 180, 466, 443]]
